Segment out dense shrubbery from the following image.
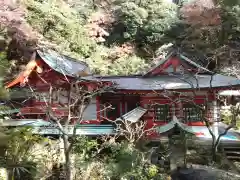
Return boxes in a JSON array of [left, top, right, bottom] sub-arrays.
[[0, 130, 169, 180], [20, 0, 150, 75], [221, 105, 240, 130]]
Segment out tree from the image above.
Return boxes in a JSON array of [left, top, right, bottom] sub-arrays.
[[204, 103, 240, 162], [169, 0, 240, 72], [31, 80, 113, 180], [3, 127, 47, 180], [108, 0, 179, 53]]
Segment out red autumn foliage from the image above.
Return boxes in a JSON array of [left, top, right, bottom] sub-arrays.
[[0, 0, 40, 79], [0, 0, 38, 42], [180, 0, 221, 26], [112, 43, 135, 57], [86, 11, 114, 43]]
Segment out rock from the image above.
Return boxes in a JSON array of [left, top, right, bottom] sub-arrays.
[[171, 167, 216, 180]]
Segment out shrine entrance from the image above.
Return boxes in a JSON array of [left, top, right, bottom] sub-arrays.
[[100, 94, 140, 124]]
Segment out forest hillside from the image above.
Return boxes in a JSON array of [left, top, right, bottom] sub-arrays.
[[0, 0, 240, 77]]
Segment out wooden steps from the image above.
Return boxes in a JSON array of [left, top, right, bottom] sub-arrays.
[[222, 145, 240, 162]]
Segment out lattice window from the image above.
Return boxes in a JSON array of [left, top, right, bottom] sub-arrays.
[[183, 104, 203, 122], [154, 104, 169, 122]]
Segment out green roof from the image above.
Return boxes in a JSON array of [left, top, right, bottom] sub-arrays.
[[0, 120, 115, 135], [156, 116, 195, 134], [0, 119, 51, 126], [116, 106, 147, 123], [33, 124, 115, 135], [0, 109, 20, 115]]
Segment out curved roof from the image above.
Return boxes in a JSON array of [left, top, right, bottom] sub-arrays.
[[156, 116, 195, 134], [37, 49, 91, 77]]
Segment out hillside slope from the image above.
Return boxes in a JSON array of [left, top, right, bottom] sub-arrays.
[[0, 0, 240, 78]]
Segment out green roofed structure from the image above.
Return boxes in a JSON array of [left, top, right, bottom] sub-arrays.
[[156, 116, 195, 135]]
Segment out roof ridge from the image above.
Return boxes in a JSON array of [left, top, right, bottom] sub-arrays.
[[142, 50, 214, 77], [142, 51, 175, 77], [36, 49, 91, 77], [37, 49, 88, 65], [179, 54, 214, 74]]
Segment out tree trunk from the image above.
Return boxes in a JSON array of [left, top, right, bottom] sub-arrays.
[[212, 145, 217, 162], [211, 138, 218, 162], [65, 150, 72, 180], [63, 135, 72, 180]]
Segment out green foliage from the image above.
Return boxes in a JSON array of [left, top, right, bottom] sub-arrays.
[[109, 55, 147, 75], [2, 0, 237, 76], [3, 127, 49, 179], [0, 48, 9, 99], [24, 0, 96, 58], [73, 138, 168, 179], [67, 0, 96, 20], [109, 0, 179, 49], [172, 0, 240, 68], [221, 107, 240, 130], [88, 45, 148, 75], [0, 52, 9, 76], [221, 0, 240, 7], [103, 141, 167, 179], [73, 136, 98, 161], [22, 0, 150, 75]]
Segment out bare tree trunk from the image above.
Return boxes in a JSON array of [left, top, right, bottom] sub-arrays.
[[211, 138, 217, 162], [63, 135, 72, 180]]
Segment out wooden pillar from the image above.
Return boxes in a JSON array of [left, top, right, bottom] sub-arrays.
[[212, 100, 219, 139], [96, 96, 101, 122]]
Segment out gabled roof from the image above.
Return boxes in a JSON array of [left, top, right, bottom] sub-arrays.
[[37, 49, 91, 77], [156, 116, 195, 134], [6, 49, 92, 88], [143, 51, 213, 77]]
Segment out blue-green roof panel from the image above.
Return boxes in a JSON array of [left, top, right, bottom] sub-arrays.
[[0, 109, 20, 115], [116, 106, 147, 123], [156, 116, 195, 134]]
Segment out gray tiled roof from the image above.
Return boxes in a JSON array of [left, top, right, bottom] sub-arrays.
[[81, 73, 240, 90], [37, 49, 91, 77]]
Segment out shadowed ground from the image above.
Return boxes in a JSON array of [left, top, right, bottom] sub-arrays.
[[171, 165, 240, 180], [171, 167, 216, 180]]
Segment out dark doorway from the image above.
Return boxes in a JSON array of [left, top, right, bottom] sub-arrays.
[[124, 95, 141, 113]]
